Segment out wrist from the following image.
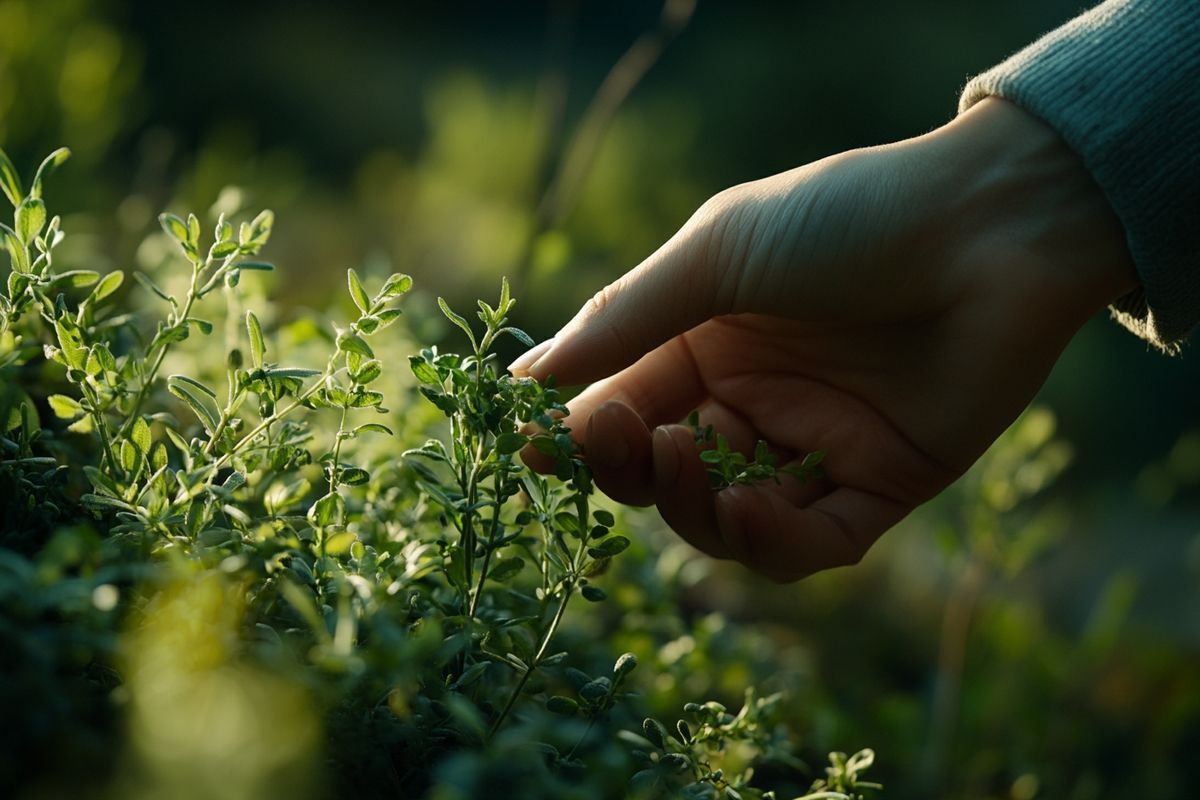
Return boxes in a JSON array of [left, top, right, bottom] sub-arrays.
[[917, 98, 1139, 333]]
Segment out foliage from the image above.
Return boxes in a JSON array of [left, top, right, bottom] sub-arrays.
[[0, 147, 878, 800], [688, 410, 824, 490]]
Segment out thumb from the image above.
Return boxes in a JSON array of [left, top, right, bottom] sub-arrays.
[[510, 201, 732, 387]]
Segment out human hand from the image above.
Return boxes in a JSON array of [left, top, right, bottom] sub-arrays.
[[510, 98, 1137, 582]]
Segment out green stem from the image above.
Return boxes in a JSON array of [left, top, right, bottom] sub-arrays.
[[468, 473, 505, 618]]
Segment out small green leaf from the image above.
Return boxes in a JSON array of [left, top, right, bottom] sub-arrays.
[[546, 696, 579, 716], [351, 359, 382, 385], [488, 557, 525, 582], [51, 269, 100, 288], [337, 331, 374, 358], [167, 375, 221, 432], [48, 394, 82, 419], [437, 297, 477, 350], [494, 432, 528, 455], [246, 310, 265, 368], [30, 147, 70, 198], [500, 326, 535, 347], [91, 270, 125, 302], [593, 510, 616, 527], [211, 240, 238, 259], [307, 491, 344, 528], [159, 213, 190, 243], [265, 366, 320, 379], [347, 268, 370, 313], [131, 417, 152, 455], [613, 652, 638, 679], [186, 318, 213, 335], [379, 272, 412, 300], [581, 585, 607, 602], [340, 467, 370, 486], [54, 317, 87, 369], [0, 147, 23, 207], [235, 260, 274, 271], [409, 355, 441, 385], [353, 423, 392, 437], [587, 535, 631, 559], [16, 198, 46, 245]]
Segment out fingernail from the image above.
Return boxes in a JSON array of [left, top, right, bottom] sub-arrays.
[[588, 415, 630, 470], [652, 426, 680, 487], [507, 337, 556, 377]]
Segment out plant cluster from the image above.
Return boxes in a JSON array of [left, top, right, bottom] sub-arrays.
[[0, 146, 878, 800]]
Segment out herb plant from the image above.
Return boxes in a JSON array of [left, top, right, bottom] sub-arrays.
[[0, 146, 878, 800]]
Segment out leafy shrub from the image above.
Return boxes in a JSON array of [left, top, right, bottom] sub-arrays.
[[0, 146, 879, 800]]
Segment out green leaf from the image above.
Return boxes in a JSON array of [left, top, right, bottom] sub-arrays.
[[0, 147, 23, 207], [159, 213, 190, 244], [498, 275, 512, 313], [351, 359, 382, 385], [501, 327, 535, 347], [235, 260, 274, 271], [379, 272, 412, 300], [347, 268, 369, 314], [211, 240, 239, 259], [131, 417, 152, 455], [48, 394, 82, 419], [437, 297, 477, 350], [353, 423, 393, 437], [186, 318, 213, 335], [51, 269, 100, 288], [593, 510, 616, 527], [167, 375, 221, 432], [241, 209, 274, 249], [642, 718, 667, 749], [91, 270, 125, 302], [581, 585, 607, 602], [322, 530, 355, 556], [373, 308, 403, 329], [587, 535, 631, 559], [30, 147, 70, 198], [546, 696, 579, 716], [613, 652, 638, 680], [265, 366, 320, 379], [307, 491, 344, 528], [337, 331, 374, 358], [409, 355, 441, 385], [246, 310, 265, 368], [488, 557, 525, 582], [15, 198, 46, 245], [340, 467, 370, 486], [494, 432, 528, 455], [54, 317, 87, 369]]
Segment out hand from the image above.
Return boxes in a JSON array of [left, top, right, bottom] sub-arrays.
[[510, 99, 1137, 582]]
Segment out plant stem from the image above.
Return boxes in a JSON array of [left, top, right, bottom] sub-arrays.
[[468, 474, 505, 618]]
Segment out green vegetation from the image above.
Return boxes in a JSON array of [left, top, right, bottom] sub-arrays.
[[1, 147, 878, 799]]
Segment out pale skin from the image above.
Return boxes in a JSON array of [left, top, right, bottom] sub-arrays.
[[510, 98, 1138, 582]]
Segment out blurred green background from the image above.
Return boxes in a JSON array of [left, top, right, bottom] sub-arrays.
[[2, 1, 1197, 797]]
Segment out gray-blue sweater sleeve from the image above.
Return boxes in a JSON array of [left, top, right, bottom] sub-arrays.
[[959, 0, 1200, 354]]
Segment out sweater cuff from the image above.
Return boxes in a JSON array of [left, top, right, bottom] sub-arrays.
[[959, 0, 1200, 354]]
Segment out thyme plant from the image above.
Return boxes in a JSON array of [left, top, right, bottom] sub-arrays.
[[0, 145, 878, 800]]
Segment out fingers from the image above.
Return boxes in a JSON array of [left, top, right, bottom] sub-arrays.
[[652, 425, 734, 559], [713, 485, 910, 582], [509, 213, 724, 388], [583, 400, 656, 507]]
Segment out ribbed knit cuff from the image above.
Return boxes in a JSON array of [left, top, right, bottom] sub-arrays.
[[960, 0, 1200, 354]]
